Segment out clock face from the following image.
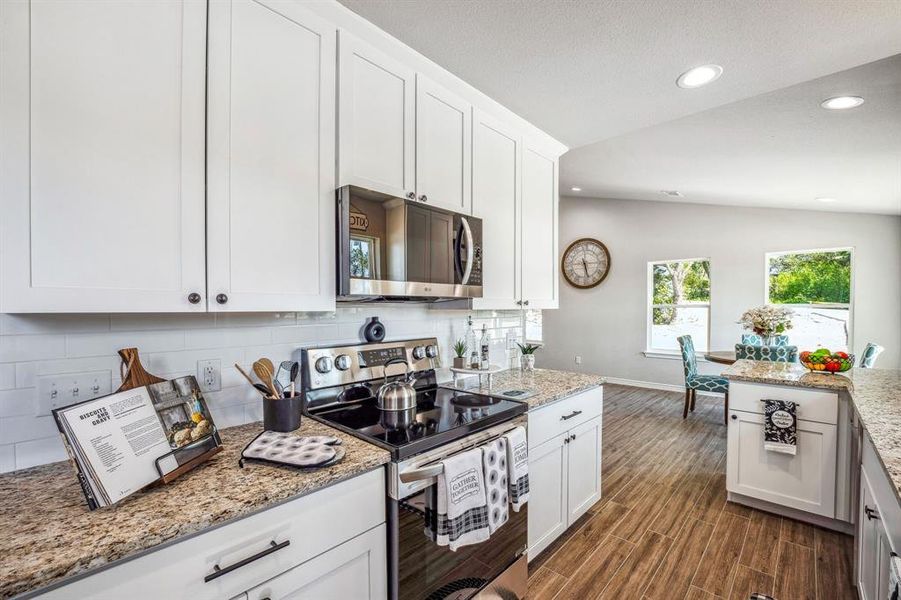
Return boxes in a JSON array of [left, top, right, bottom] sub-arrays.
[[561, 238, 611, 289]]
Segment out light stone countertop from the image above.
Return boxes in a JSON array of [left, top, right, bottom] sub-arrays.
[[723, 359, 901, 504], [453, 367, 606, 410], [0, 420, 390, 599]]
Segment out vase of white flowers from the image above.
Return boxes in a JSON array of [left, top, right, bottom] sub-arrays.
[[737, 306, 794, 342]]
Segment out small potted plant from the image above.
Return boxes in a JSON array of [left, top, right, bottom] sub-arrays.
[[453, 339, 468, 368], [517, 343, 541, 372]]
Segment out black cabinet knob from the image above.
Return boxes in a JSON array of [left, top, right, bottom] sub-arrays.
[[188, 293, 201, 304], [216, 293, 228, 304], [730, 414, 737, 420]]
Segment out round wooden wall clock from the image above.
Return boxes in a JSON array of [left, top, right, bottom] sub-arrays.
[[561, 238, 611, 289]]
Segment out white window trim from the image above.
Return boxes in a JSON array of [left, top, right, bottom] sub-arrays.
[[764, 247, 854, 351], [646, 258, 712, 354]]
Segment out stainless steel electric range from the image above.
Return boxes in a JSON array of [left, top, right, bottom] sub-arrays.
[[301, 338, 528, 600]]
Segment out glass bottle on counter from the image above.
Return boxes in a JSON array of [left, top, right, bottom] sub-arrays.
[[480, 324, 489, 370], [466, 316, 479, 369]]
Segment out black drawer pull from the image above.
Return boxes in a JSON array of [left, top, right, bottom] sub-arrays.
[[865, 505, 880, 521], [204, 540, 290, 583], [561, 410, 582, 421]]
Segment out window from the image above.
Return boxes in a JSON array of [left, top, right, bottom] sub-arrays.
[[648, 258, 711, 352], [349, 235, 380, 279], [766, 248, 852, 352]]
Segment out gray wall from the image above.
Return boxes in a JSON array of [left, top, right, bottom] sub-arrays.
[[541, 196, 901, 387]]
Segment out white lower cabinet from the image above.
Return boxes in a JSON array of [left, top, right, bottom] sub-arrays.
[[527, 387, 603, 559], [856, 434, 900, 600], [234, 524, 386, 600], [37, 469, 385, 600]]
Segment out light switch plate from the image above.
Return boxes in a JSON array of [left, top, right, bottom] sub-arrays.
[[36, 370, 112, 416]]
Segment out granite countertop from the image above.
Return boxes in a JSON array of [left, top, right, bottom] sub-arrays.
[[723, 359, 901, 503], [454, 368, 606, 410], [0, 420, 391, 599]]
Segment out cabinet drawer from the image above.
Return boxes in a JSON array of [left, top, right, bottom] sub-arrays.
[[38, 469, 385, 600], [528, 387, 602, 449], [729, 381, 838, 425]]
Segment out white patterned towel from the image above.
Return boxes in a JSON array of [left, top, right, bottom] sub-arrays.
[[482, 437, 509, 534], [434, 447, 489, 551], [890, 552, 901, 600], [504, 426, 529, 511]]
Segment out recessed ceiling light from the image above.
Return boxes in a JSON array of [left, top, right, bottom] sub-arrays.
[[570, 187, 582, 192], [660, 190, 683, 197], [676, 64, 723, 89], [816, 197, 837, 203], [820, 96, 864, 110]]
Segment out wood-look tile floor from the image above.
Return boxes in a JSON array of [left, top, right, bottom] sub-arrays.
[[527, 384, 856, 600]]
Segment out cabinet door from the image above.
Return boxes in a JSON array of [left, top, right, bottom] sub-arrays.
[[471, 110, 520, 309], [567, 415, 603, 522], [337, 33, 415, 199], [415, 75, 471, 213], [857, 471, 878, 600], [207, 0, 335, 312], [726, 410, 837, 517], [527, 432, 568, 560], [244, 524, 386, 600], [520, 141, 559, 309], [0, 0, 207, 312]]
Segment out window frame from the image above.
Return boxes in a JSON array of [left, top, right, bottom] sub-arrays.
[[646, 257, 712, 354], [764, 246, 855, 351]]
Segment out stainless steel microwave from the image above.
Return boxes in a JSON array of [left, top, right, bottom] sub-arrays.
[[337, 185, 483, 302]]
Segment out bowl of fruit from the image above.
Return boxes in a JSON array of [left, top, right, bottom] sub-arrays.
[[800, 349, 855, 374]]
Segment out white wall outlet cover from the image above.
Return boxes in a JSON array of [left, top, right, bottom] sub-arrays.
[[197, 359, 221, 393], [36, 370, 112, 416], [575, 355, 582, 365]]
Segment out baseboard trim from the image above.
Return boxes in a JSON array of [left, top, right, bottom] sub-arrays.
[[604, 377, 724, 398]]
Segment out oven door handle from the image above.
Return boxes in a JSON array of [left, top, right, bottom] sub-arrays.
[[399, 463, 444, 483]]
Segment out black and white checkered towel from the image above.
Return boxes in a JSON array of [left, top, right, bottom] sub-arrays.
[[504, 426, 529, 511], [428, 447, 490, 551]]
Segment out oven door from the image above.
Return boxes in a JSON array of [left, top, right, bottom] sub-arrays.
[[392, 492, 526, 600]]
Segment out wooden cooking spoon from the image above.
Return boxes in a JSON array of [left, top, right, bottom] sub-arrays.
[[253, 359, 279, 398]]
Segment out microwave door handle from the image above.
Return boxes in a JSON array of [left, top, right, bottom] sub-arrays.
[[460, 217, 474, 285]]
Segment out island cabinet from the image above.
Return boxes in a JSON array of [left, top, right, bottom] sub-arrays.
[[527, 387, 603, 559], [856, 434, 900, 600], [726, 382, 840, 519], [36, 470, 387, 600]]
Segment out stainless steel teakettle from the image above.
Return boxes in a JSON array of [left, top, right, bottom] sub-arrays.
[[377, 358, 417, 411]]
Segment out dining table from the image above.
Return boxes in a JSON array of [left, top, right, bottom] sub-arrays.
[[704, 350, 737, 365]]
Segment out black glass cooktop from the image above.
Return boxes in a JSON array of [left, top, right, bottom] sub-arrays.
[[308, 387, 526, 460]]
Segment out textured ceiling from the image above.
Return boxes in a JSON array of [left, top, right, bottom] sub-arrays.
[[562, 54, 901, 214], [337, 0, 901, 148]]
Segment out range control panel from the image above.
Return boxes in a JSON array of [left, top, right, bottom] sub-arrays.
[[301, 338, 440, 391]]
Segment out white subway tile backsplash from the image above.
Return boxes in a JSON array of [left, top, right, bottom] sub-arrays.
[[0, 388, 35, 418], [0, 335, 67, 362], [0, 307, 534, 473], [14, 436, 68, 470], [0, 444, 14, 472]]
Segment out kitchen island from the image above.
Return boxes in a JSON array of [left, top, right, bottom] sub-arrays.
[[722, 360, 901, 598], [0, 420, 390, 599]]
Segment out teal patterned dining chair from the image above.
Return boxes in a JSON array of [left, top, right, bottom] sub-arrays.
[[741, 334, 789, 346], [677, 335, 730, 424], [735, 343, 799, 362], [859, 343, 884, 368]]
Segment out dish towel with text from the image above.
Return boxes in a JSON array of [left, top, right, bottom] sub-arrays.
[[432, 447, 490, 551], [761, 399, 797, 455], [890, 552, 901, 600], [504, 426, 529, 511], [482, 437, 509, 534]]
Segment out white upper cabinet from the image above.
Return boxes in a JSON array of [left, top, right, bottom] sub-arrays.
[[472, 110, 520, 310], [520, 141, 559, 309], [0, 0, 207, 312], [206, 0, 336, 312], [337, 32, 415, 200], [415, 75, 472, 213]]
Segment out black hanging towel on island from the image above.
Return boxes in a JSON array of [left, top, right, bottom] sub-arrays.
[[761, 399, 797, 455]]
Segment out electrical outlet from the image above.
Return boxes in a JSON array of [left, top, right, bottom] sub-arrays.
[[575, 355, 582, 365], [36, 371, 112, 415], [197, 359, 221, 392]]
